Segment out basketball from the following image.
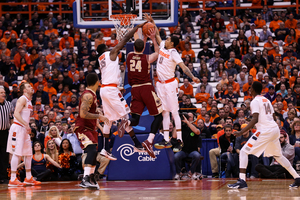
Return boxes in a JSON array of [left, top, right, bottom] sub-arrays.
[[142, 22, 155, 36]]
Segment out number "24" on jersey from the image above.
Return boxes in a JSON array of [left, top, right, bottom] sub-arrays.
[[130, 60, 142, 72]]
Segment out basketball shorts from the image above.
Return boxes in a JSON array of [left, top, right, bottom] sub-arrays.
[[156, 79, 179, 113], [100, 86, 130, 121], [7, 123, 32, 156], [75, 126, 98, 149], [131, 84, 163, 116], [241, 126, 282, 157]]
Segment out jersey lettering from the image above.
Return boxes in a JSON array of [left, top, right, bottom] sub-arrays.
[[130, 60, 142, 72], [159, 50, 170, 59], [263, 103, 272, 115]]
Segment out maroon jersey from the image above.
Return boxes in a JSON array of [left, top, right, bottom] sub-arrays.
[[127, 52, 151, 86], [75, 89, 98, 130]]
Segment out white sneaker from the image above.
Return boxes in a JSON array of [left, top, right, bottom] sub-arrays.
[[174, 174, 181, 180], [191, 173, 202, 180], [100, 149, 117, 161]]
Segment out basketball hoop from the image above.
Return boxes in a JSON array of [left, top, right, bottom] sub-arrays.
[[111, 14, 137, 42]]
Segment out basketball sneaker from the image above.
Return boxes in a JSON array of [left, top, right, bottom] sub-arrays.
[[173, 140, 184, 153], [8, 178, 26, 187], [174, 174, 181, 180], [117, 118, 128, 138], [79, 175, 98, 189], [134, 144, 145, 152], [100, 149, 117, 161], [142, 140, 156, 158], [227, 179, 248, 189], [154, 139, 172, 149], [289, 178, 300, 188], [23, 177, 41, 186], [89, 174, 100, 190]]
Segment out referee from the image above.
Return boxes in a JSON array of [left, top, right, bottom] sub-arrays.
[[0, 86, 13, 184]]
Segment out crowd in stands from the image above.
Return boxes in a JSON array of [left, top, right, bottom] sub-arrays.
[[1, 1, 300, 181]]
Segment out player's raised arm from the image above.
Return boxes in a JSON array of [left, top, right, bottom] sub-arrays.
[[147, 28, 159, 64], [14, 97, 30, 132], [143, 13, 162, 45], [178, 62, 200, 83], [80, 93, 109, 124], [110, 22, 147, 61]]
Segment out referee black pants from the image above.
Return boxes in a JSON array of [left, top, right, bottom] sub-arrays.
[[0, 129, 9, 180]]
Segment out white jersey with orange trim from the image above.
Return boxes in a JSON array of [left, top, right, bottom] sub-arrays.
[[98, 51, 120, 85], [250, 95, 277, 130], [14, 95, 33, 125], [156, 41, 183, 82]]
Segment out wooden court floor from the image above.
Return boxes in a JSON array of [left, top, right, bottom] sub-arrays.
[[0, 178, 300, 200]]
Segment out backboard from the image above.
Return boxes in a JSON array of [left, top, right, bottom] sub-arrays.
[[73, 0, 178, 28]]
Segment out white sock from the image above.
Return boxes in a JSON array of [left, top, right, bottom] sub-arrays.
[[84, 166, 91, 177], [90, 166, 96, 175], [164, 130, 169, 142], [11, 173, 16, 181], [10, 154, 20, 181], [239, 173, 246, 181], [172, 112, 182, 141], [25, 156, 32, 179], [127, 120, 131, 126], [147, 133, 155, 143]]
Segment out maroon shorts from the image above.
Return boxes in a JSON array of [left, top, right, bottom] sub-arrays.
[[74, 126, 98, 149], [130, 84, 163, 116]]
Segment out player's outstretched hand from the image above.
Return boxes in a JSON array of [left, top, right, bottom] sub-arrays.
[[193, 77, 200, 83], [146, 28, 156, 40], [233, 131, 242, 137], [137, 21, 148, 28], [99, 115, 109, 125], [143, 13, 154, 23]]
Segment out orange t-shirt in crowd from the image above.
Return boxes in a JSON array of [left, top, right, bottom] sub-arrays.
[[269, 20, 283, 32], [243, 82, 252, 93], [261, 87, 269, 96], [34, 68, 44, 76], [180, 84, 194, 97], [284, 35, 296, 44], [225, 59, 241, 68], [244, 95, 253, 101], [248, 35, 259, 47], [226, 23, 237, 33], [105, 39, 118, 48], [4, 30, 18, 39], [228, 81, 240, 95], [33, 80, 47, 92], [181, 49, 195, 60], [68, 71, 79, 82], [45, 29, 59, 37], [59, 91, 73, 103], [95, 39, 105, 50], [59, 37, 75, 51], [272, 99, 288, 110], [195, 92, 210, 103], [20, 38, 33, 49], [0, 49, 11, 57], [101, 28, 112, 37], [264, 41, 278, 56], [46, 52, 61, 65], [176, 41, 191, 52], [44, 86, 57, 100], [290, 76, 297, 87], [0, 37, 10, 45], [285, 19, 298, 29], [254, 19, 266, 28]]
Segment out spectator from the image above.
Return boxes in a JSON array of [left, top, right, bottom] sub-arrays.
[[269, 14, 283, 33], [14, 48, 31, 72], [180, 78, 194, 97], [261, 5, 273, 23], [209, 50, 224, 72], [236, 71, 248, 91], [259, 26, 272, 42], [256, 131, 295, 178], [251, 50, 267, 68], [174, 113, 202, 180], [180, 17, 195, 35], [195, 85, 211, 103], [245, 24, 257, 38], [285, 13, 297, 29], [197, 43, 213, 62], [181, 43, 195, 62], [275, 22, 289, 42], [44, 126, 62, 150], [254, 13, 266, 28], [216, 40, 228, 60], [225, 61, 238, 80], [198, 63, 211, 81], [33, 84, 50, 105], [105, 33, 118, 50], [219, 26, 231, 43], [184, 26, 197, 43], [195, 76, 214, 97], [59, 31, 74, 51], [226, 17, 237, 33], [176, 36, 191, 53]]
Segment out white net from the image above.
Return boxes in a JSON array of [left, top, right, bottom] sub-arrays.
[[111, 14, 137, 42]]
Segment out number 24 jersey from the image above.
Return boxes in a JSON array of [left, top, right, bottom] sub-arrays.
[[250, 95, 277, 130]]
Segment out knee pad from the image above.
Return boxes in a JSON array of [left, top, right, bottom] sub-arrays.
[[84, 144, 98, 166]]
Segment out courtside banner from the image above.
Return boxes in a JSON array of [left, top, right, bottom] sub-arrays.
[[107, 134, 176, 180]]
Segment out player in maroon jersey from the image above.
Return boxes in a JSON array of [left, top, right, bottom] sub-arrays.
[[118, 28, 164, 158], [74, 73, 109, 189]]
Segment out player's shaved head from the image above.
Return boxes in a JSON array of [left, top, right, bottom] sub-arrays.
[[252, 81, 263, 94], [97, 44, 107, 55], [134, 39, 144, 52], [86, 73, 99, 87]]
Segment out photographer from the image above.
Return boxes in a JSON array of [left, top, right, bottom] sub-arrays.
[[174, 112, 203, 180]]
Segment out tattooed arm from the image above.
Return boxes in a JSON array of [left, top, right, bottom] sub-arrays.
[[178, 62, 200, 83]]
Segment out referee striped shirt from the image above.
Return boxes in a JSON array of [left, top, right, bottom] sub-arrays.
[[0, 100, 13, 130]]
